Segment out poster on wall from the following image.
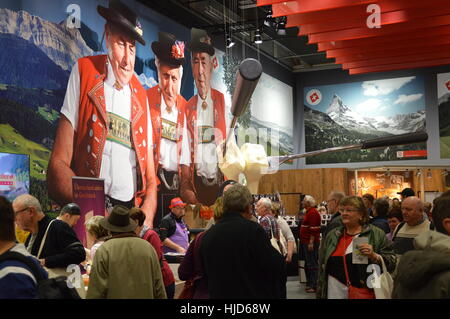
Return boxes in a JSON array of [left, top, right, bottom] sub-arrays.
[[347, 171, 412, 198], [0, 0, 293, 228], [72, 177, 105, 248], [437, 72, 450, 158], [0, 152, 30, 201], [213, 50, 294, 158], [304, 76, 427, 165]]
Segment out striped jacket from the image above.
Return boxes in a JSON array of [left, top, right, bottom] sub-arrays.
[[0, 244, 48, 299]]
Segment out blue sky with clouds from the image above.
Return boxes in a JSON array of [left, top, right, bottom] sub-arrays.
[[304, 75, 425, 118]]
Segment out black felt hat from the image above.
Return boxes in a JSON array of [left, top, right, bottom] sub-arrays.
[[100, 205, 137, 233], [187, 28, 215, 56], [151, 32, 185, 67], [97, 0, 145, 45]]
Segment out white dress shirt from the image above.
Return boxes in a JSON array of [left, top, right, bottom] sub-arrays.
[[159, 95, 190, 172], [61, 59, 153, 201]]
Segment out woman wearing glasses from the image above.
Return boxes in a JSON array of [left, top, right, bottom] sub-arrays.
[[317, 196, 396, 299]]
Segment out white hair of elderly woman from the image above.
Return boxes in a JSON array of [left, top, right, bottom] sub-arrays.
[[303, 195, 316, 207], [258, 197, 272, 209]]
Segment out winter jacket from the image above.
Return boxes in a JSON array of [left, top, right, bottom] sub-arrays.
[[393, 230, 450, 299], [317, 224, 396, 299], [86, 234, 167, 299]]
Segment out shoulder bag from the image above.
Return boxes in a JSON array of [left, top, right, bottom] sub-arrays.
[[371, 255, 394, 299], [343, 254, 375, 299]]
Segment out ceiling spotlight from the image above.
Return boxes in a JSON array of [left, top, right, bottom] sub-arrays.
[[416, 170, 422, 177], [427, 169, 432, 179], [276, 16, 287, 35], [443, 170, 448, 176], [385, 169, 391, 177], [226, 35, 235, 48], [264, 8, 273, 27], [254, 29, 262, 44]]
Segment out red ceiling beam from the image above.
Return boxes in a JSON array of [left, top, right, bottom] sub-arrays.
[[286, 0, 444, 26], [348, 58, 450, 74], [327, 36, 450, 58], [307, 14, 450, 43], [318, 25, 450, 51], [256, 0, 286, 6], [342, 51, 450, 69], [334, 43, 450, 64], [271, 0, 375, 17], [297, 5, 450, 36]]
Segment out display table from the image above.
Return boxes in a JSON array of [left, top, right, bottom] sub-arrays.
[[166, 253, 186, 299]]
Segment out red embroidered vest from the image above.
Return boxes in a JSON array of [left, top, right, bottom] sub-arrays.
[[147, 85, 187, 182], [185, 89, 227, 192], [72, 55, 149, 206]]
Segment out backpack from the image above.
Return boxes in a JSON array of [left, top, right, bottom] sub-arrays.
[[0, 251, 81, 299]]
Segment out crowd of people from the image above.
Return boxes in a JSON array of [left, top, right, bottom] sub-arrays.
[[1, 183, 450, 299]]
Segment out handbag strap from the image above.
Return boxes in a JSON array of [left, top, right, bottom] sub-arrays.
[[37, 219, 56, 259], [342, 232, 352, 287], [379, 254, 388, 274], [342, 255, 351, 287]]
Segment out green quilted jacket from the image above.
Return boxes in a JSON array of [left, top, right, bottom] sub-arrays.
[[317, 224, 396, 299]]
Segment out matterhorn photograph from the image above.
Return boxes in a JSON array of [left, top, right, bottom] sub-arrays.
[[304, 76, 426, 164]]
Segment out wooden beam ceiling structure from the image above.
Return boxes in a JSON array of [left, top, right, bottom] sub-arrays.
[[257, 0, 450, 74]]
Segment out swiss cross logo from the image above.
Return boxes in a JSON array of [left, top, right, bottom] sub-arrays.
[[310, 93, 319, 102], [446, 81, 450, 90], [306, 89, 322, 106]]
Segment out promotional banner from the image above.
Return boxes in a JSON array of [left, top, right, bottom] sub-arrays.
[[0, 152, 30, 201], [0, 0, 293, 229], [304, 76, 427, 164], [72, 176, 105, 248], [437, 72, 450, 158]]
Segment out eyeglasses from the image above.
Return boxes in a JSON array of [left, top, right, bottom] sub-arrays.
[[14, 207, 30, 217]]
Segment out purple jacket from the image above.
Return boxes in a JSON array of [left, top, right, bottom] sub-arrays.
[[178, 231, 209, 299]]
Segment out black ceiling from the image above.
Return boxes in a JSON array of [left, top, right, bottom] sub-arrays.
[[137, 0, 340, 73]]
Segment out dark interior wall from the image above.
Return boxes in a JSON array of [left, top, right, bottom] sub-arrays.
[[294, 64, 450, 169], [211, 34, 295, 87]]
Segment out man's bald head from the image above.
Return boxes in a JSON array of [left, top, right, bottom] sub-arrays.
[[12, 194, 44, 233], [401, 196, 424, 226]]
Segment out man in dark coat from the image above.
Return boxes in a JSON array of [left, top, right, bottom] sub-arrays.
[[200, 184, 285, 299]]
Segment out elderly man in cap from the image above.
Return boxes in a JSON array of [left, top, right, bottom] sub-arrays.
[[57, 203, 81, 228], [87, 205, 166, 299], [147, 32, 191, 229], [180, 28, 227, 207], [159, 197, 190, 254], [47, 0, 157, 227]]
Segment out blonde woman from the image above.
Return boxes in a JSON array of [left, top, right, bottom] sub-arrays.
[[85, 216, 109, 262]]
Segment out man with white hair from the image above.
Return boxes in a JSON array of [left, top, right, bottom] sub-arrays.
[[147, 32, 191, 228], [47, 0, 157, 227], [256, 198, 281, 244], [181, 28, 227, 207], [300, 195, 321, 293]]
